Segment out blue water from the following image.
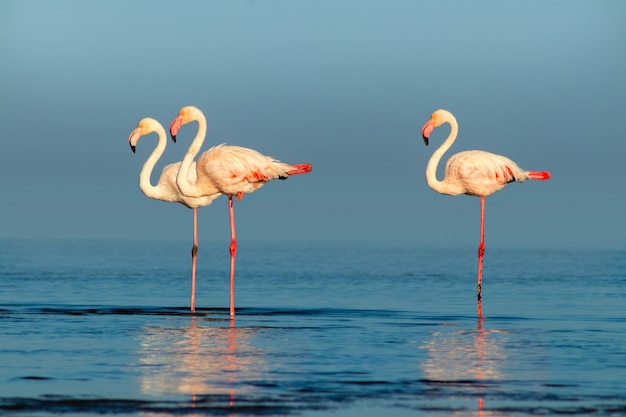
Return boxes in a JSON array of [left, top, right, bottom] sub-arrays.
[[1, 239, 625, 416]]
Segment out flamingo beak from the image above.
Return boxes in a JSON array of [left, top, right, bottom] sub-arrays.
[[421, 119, 435, 146], [169, 115, 183, 143], [128, 127, 141, 153]]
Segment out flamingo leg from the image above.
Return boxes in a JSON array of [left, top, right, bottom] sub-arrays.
[[228, 196, 237, 318], [190, 207, 198, 313], [477, 196, 485, 317]]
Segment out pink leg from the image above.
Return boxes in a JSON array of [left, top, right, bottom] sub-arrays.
[[477, 196, 485, 317], [228, 196, 237, 318], [190, 208, 198, 313]]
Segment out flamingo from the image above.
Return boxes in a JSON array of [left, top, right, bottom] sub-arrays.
[[128, 118, 221, 312], [421, 109, 550, 317], [169, 105, 312, 318]]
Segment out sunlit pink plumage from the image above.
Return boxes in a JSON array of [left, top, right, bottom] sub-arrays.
[[421, 109, 550, 317], [128, 118, 221, 312], [169, 106, 312, 317]]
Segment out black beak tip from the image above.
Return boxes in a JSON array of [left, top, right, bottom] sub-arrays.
[[171, 135, 177, 143], [130, 144, 136, 153], [422, 136, 429, 146]]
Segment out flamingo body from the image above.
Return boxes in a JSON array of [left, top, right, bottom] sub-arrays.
[[197, 144, 310, 198], [169, 106, 312, 317], [436, 150, 542, 197], [421, 109, 550, 317], [140, 160, 210, 207], [128, 118, 221, 312]]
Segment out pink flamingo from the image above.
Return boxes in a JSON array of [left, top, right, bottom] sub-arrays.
[[421, 109, 550, 317], [128, 118, 221, 312], [169, 106, 312, 318]]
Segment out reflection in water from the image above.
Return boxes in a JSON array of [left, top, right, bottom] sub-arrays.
[[136, 317, 267, 410], [420, 318, 508, 415]]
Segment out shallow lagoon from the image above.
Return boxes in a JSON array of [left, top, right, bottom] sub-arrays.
[[1, 240, 625, 416]]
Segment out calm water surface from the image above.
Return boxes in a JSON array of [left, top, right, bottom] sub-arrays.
[[1, 239, 625, 416]]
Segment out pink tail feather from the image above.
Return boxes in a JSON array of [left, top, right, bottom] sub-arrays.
[[528, 171, 550, 180], [287, 163, 313, 176]]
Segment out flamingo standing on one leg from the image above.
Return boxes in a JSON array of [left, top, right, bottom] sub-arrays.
[[169, 106, 312, 318], [128, 118, 222, 312], [420, 109, 550, 317]]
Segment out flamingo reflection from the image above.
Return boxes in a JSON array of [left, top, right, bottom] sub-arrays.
[[136, 317, 267, 413], [420, 318, 508, 415]]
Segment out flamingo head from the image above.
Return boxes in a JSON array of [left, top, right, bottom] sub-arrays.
[[129, 118, 160, 153], [169, 105, 203, 143], [421, 109, 454, 146]]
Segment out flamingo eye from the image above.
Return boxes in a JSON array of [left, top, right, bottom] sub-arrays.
[[181, 107, 192, 118]]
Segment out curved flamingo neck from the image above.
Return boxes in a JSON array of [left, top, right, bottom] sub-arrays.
[[139, 124, 168, 200], [177, 111, 208, 197], [425, 114, 458, 195]]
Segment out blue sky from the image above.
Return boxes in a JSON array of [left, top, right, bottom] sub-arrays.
[[1, 0, 625, 249]]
